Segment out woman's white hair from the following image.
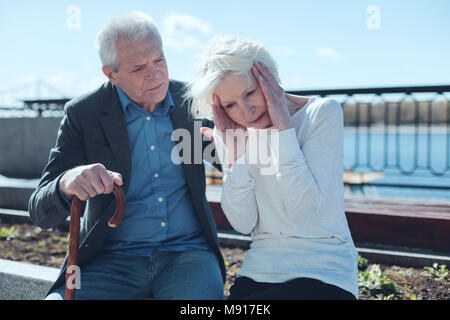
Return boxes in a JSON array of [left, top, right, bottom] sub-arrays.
[[95, 11, 162, 72], [185, 35, 280, 119]]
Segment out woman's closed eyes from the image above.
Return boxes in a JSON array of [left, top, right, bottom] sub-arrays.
[[223, 89, 257, 109], [132, 65, 145, 73]]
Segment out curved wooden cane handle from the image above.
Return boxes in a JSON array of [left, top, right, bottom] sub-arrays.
[[107, 184, 126, 228], [65, 184, 126, 300]]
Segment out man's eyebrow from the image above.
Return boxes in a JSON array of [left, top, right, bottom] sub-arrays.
[[130, 62, 146, 70]]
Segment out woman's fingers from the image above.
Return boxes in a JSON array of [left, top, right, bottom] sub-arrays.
[[213, 93, 220, 106], [254, 61, 280, 91], [253, 61, 269, 82], [200, 127, 214, 141], [212, 104, 225, 132], [212, 94, 226, 130], [213, 94, 237, 131], [252, 64, 276, 105], [253, 62, 285, 109], [252, 62, 293, 131]]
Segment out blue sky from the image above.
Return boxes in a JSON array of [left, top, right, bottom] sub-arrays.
[[0, 0, 449, 104]]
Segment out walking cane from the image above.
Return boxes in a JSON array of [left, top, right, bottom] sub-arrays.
[[65, 184, 126, 300]]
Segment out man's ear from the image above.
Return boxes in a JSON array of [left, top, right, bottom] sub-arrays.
[[102, 66, 119, 86]]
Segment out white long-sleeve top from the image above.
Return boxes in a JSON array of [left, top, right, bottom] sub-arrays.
[[214, 97, 358, 298]]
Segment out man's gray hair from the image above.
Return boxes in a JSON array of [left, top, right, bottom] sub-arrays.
[[95, 11, 162, 72]]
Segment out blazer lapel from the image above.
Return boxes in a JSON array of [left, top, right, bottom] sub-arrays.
[[169, 82, 207, 220], [168, 81, 190, 133], [169, 81, 200, 171], [98, 82, 132, 194]]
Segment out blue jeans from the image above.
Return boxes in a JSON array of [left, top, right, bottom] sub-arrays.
[[45, 249, 224, 300]]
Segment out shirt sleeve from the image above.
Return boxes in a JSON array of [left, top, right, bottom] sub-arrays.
[[213, 128, 259, 235], [57, 182, 72, 211], [268, 99, 344, 223]]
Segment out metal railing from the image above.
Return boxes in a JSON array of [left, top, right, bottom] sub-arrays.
[[287, 85, 450, 180], [207, 85, 450, 194], [0, 99, 70, 116], [1, 85, 449, 189]]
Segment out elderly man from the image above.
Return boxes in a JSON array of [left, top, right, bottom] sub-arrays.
[[28, 11, 225, 300]]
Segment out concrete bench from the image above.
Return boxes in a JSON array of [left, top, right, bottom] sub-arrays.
[[0, 175, 38, 211], [0, 258, 58, 300], [207, 186, 450, 256]]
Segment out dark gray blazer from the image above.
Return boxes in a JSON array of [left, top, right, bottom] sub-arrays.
[[28, 80, 225, 297]]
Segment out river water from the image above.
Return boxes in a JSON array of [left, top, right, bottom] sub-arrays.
[[344, 128, 449, 201]]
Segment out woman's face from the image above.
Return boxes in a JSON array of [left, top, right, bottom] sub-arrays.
[[213, 72, 272, 129]]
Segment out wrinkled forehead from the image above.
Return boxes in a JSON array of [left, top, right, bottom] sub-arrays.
[[220, 71, 255, 87], [215, 72, 256, 100], [117, 35, 163, 63]]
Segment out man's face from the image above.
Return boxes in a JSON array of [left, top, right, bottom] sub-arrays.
[[103, 34, 169, 112]]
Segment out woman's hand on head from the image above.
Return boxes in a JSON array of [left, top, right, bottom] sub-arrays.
[[211, 94, 247, 135], [200, 94, 248, 168], [210, 94, 247, 143], [252, 61, 293, 131], [199, 95, 237, 142]]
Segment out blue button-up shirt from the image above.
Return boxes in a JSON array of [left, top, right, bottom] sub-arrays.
[[100, 86, 209, 255]]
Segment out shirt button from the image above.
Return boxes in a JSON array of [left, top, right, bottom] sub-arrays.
[[154, 173, 159, 178], [146, 116, 151, 121], [158, 197, 163, 202], [161, 222, 166, 227], [150, 145, 156, 151]]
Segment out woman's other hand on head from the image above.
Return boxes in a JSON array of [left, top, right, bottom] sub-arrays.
[[212, 94, 246, 132], [252, 62, 293, 131]]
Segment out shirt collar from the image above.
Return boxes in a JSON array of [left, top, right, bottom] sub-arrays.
[[115, 85, 174, 116]]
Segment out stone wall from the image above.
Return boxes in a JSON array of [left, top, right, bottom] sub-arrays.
[[0, 117, 62, 178]]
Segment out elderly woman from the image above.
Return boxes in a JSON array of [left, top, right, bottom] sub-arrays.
[[186, 35, 358, 300]]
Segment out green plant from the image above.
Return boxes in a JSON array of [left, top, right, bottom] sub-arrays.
[[357, 254, 369, 270], [0, 226, 18, 241], [405, 293, 420, 300], [423, 263, 448, 281], [376, 293, 395, 300], [358, 264, 397, 298]]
